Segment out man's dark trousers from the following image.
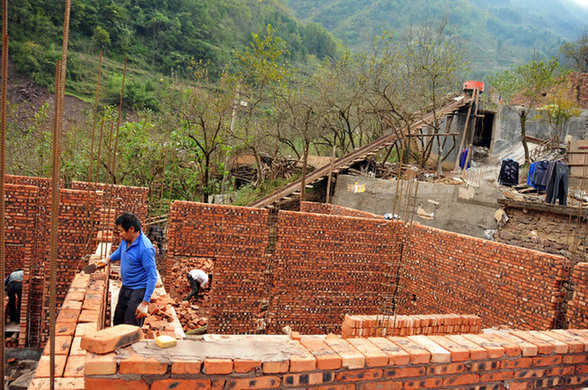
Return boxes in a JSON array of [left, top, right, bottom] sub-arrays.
[[7, 281, 22, 323], [114, 286, 146, 326]]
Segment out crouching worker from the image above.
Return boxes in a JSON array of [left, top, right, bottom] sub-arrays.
[[185, 269, 212, 301], [5, 269, 23, 324], [98, 212, 157, 326]]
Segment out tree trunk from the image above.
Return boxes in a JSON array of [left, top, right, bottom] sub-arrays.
[[300, 141, 309, 203], [519, 110, 530, 165]]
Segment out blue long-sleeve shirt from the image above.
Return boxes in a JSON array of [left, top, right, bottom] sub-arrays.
[[110, 231, 157, 302]]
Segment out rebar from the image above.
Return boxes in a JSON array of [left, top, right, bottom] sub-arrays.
[[0, 0, 10, 385]]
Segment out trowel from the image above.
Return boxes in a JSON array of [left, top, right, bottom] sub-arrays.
[[83, 261, 107, 274]]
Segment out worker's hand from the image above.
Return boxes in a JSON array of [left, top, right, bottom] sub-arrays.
[[135, 301, 149, 319], [97, 258, 109, 268]]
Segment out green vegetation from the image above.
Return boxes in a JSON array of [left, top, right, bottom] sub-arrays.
[[8, 0, 341, 105], [287, 0, 588, 78]]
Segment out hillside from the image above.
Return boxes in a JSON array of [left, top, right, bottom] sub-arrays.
[[6, 0, 339, 105], [286, 0, 588, 78]]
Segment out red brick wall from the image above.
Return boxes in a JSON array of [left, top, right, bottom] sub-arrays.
[[70, 181, 148, 222], [165, 203, 580, 334], [39, 188, 104, 343], [568, 262, 588, 329], [301, 201, 382, 219], [166, 201, 270, 334], [82, 330, 588, 390], [398, 224, 568, 330], [270, 211, 399, 334]]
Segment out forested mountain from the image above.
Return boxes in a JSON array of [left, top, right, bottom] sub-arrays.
[[286, 0, 588, 77], [7, 0, 339, 99]]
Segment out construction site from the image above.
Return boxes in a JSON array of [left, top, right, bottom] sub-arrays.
[[1, 1, 588, 390]]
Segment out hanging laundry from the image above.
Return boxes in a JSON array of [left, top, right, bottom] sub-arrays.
[[498, 158, 519, 187], [459, 149, 471, 170], [531, 160, 549, 191], [545, 161, 569, 205]]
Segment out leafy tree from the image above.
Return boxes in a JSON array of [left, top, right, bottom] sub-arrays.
[[490, 57, 564, 165], [537, 80, 582, 149], [234, 25, 291, 187], [559, 34, 588, 73], [92, 26, 111, 50]]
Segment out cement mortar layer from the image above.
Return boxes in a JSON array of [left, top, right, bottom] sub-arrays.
[[332, 174, 502, 239], [130, 335, 303, 362]]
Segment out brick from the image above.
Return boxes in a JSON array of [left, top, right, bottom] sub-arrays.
[[501, 357, 533, 369], [226, 376, 281, 389], [479, 370, 514, 382], [576, 364, 588, 374], [541, 330, 584, 353], [403, 377, 444, 389], [529, 331, 568, 354], [335, 368, 383, 382], [75, 322, 98, 337], [171, 359, 202, 374], [301, 339, 342, 370], [462, 334, 504, 358], [283, 372, 334, 387], [85, 378, 149, 390], [532, 355, 562, 367], [426, 362, 465, 376], [55, 322, 77, 337], [495, 333, 538, 356], [478, 333, 521, 357], [289, 345, 316, 372], [470, 360, 501, 371], [443, 373, 479, 386], [367, 337, 410, 365], [510, 331, 555, 355], [446, 335, 488, 360], [28, 377, 85, 390], [545, 365, 575, 376], [311, 385, 355, 390], [79, 310, 101, 323], [563, 354, 588, 364], [80, 324, 142, 354], [63, 355, 85, 378], [514, 369, 545, 379], [56, 309, 81, 323], [428, 335, 470, 362], [61, 300, 82, 311], [506, 381, 533, 389], [387, 336, 430, 364], [151, 379, 211, 390], [34, 355, 67, 378], [347, 338, 388, 367], [408, 335, 450, 363], [203, 358, 233, 374], [85, 352, 117, 376], [119, 350, 168, 375], [384, 366, 427, 379], [69, 337, 85, 356], [553, 329, 588, 351], [233, 359, 261, 373], [263, 360, 289, 373], [43, 336, 72, 356], [356, 381, 402, 390], [324, 338, 365, 369]]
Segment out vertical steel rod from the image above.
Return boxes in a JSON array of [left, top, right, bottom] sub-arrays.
[[0, 0, 10, 386]]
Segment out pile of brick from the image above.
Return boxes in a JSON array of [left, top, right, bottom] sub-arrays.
[[167, 257, 213, 332], [142, 293, 180, 339], [341, 314, 482, 339]]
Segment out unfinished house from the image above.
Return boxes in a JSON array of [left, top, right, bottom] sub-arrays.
[[7, 175, 586, 389]]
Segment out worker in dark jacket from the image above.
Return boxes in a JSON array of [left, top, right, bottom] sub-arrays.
[[5, 269, 23, 323]]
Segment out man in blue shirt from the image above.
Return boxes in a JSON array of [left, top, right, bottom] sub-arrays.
[[99, 212, 158, 326]]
